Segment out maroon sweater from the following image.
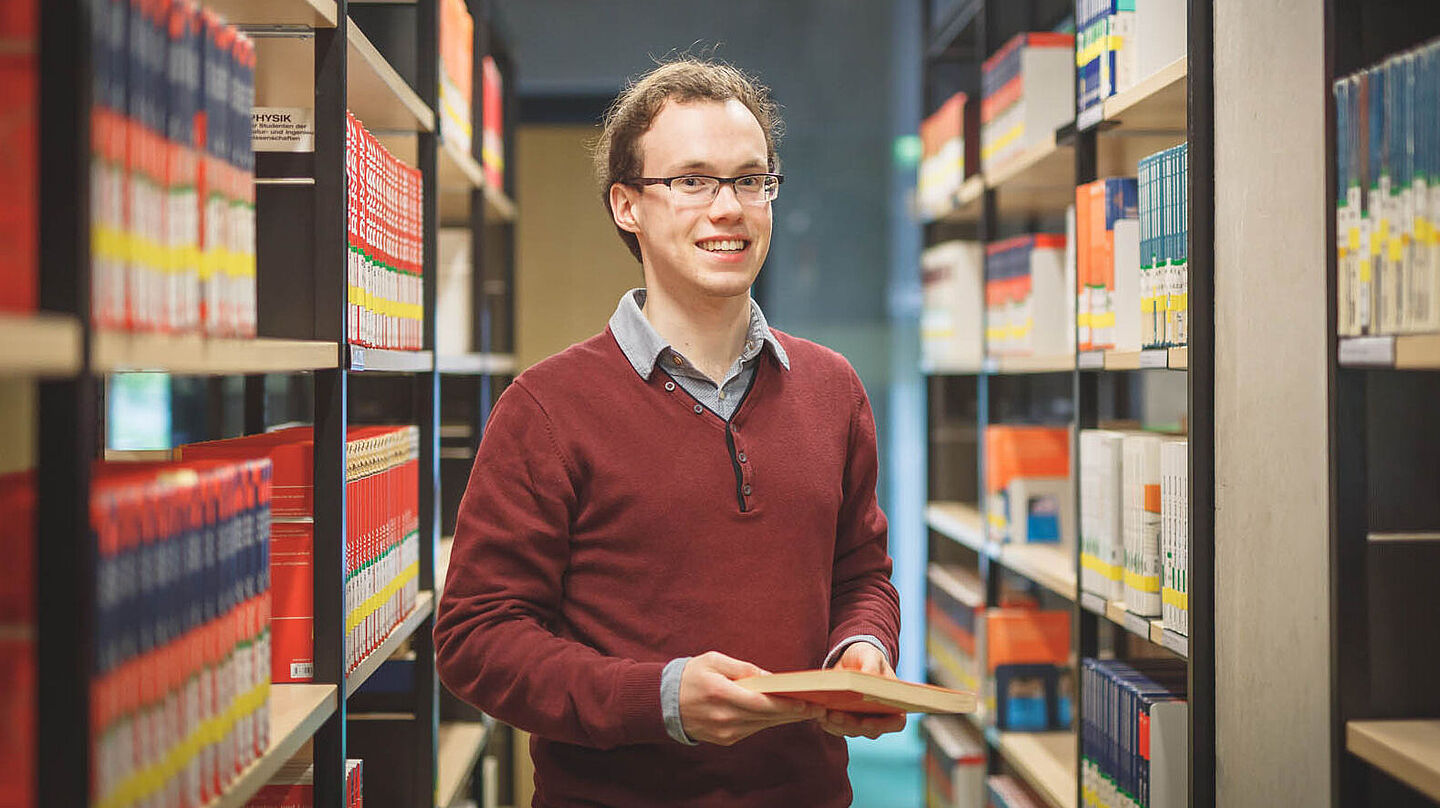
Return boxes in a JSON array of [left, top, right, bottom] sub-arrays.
[[433, 327, 900, 807]]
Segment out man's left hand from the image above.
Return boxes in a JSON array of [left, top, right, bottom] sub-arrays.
[[816, 642, 907, 740]]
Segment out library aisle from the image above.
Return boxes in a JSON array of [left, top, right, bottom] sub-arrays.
[[4, 0, 1440, 806]]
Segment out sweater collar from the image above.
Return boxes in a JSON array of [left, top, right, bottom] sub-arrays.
[[608, 288, 791, 381]]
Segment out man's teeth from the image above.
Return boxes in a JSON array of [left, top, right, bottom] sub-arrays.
[[698, 239, 746, 252]]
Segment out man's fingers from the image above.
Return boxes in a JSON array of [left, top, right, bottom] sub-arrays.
[[699, 651, 769, 680]]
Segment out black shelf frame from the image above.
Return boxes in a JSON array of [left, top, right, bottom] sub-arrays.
[[25, 0, 522, 804], [919, 0, 1216, 804]]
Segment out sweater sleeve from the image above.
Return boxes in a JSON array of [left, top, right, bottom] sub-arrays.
[[433, 382, 671, 750], [827, 366, 902, 666]]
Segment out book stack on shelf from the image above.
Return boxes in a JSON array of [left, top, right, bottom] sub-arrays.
[[985, 425, 1073, 547], [1076, 179, 1140, 353], [347, 112, 426, 351], [0, 0, 35, 313], [1075, 0, 1136, 122], [987, 774, 1047, 808], [1079, 429, 1127, 603], [245, 756, 363, 808], [985, 235, 1071, 359], [1080, 658, 1187, 808], [481, 55, 505, 191], [1159, 440, 1188, 638], [437, 0, 474, 154], [918, 93, 976, 219], [1334, 37, 1440, 338], [922, 241, 984, 372], [927, 563, 984, 694], [90, 1, 258, 337], [0, 475, 35, 808], [986, 608, 1073, 732], [923, 714, 986, 808], [178, 426, 421, 682], [1139, 143, 1189, 350], [2, 458, 275, 808], [980, 32, 1074, 174]]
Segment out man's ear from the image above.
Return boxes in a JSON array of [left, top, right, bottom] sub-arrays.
[[610, 182, 642, 235]]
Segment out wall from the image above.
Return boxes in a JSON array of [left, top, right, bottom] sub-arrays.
[[514, 124, 641, 370], [1213, 0, 1330, 802]]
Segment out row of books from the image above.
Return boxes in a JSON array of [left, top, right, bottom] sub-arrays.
[[0, 1, 35, 312], [244, 756, 363, 808], [481, 55, 505, 191], [0, 459, 275, 808], [922, 714, 986, 808], [985, 425, 1073, 547], [90, 0, 259, 337], [918, 93, 977, 220], [346, 112, 425, 351], [1079, 430, 1189, 634], [1075, 0, 1187, 122], [987, 774, 1047, 808], [921, 241, 983, 370], [1080, 658, 1188, 808], [984, 234, 1072, 358], [980, 32, 1074, 173], [438, 0, 474, 154], [1138, 144, 1189, 349], [1334, 36, 1440, 336], [178, 425, 421, 681]]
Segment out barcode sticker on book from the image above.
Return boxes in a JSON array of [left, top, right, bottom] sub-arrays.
[[291, 661, 313, 679]]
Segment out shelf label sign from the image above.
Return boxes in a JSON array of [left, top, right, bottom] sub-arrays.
[[253, 107, 316, 152]]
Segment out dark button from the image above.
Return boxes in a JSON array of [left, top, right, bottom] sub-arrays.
[[737, 452, 748, 463], [693, 404, 704, 414], [665, 381, 675, 391], [742, 484, 753, 496]]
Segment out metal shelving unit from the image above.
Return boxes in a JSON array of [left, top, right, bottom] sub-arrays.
[[28, 0, 517, 804], [919, 0, 1214, 804]]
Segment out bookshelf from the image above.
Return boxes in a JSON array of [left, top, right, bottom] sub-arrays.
[[436, 720, 493, 807], [1327, 3, 1440, 805], [27, 1, 519, 805], [920, 0, 1213, 805]]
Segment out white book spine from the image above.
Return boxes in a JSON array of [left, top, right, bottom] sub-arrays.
[[1123, 434, 1163, 616]]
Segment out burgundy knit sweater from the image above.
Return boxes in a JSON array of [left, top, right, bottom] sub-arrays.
[[433, 327, 900, 807]]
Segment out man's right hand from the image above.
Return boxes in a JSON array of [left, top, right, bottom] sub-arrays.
[[678, 651, 825, 746]]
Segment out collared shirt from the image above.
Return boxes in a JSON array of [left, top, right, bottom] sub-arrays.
[[608, 288, 790, 420], [607, 288, 889, 745]]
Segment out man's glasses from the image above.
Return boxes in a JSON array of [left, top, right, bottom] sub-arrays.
[[624, 173, 784, 207]]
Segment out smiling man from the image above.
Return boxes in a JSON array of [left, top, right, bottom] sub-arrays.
[[434, 58, 902, 807]]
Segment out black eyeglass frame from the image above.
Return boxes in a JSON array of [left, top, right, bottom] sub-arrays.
[[622, 172, 785, 200]]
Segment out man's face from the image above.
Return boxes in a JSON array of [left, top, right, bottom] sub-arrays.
[[613, 98, 773, 302]]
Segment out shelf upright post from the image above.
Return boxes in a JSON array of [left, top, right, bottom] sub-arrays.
[[1073, 121, 1100, 808], [470, 1, 491, 434], [1187, 0, 1216, 803], [312, 5, 351, 805], [36, 0, 95, 804], [413, 1, 442, 805]]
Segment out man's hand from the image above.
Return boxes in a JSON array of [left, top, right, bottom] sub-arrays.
[[818, 642, 907, 740], [679, 651, 825, 746]]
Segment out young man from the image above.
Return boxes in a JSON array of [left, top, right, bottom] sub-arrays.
[[434, 58, 903, 807]]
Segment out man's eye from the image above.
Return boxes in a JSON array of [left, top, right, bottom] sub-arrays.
[[676, 177, 707, 190], [735, 176, 763, 191]]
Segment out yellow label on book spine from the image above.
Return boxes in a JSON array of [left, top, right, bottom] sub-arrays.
[[1123, 570, 1160, 593], [1162, 587, 1188, 611]]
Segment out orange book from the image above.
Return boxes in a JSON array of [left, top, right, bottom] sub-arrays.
[[985, 608, 1071, 671], [735, 669, 976, 715]]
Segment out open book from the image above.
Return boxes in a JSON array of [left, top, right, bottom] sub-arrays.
[[735, 669, 978, 715]]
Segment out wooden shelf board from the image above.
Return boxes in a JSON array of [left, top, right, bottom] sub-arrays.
[[347, 346, 434, 373], [994, 730, 1077, 808], [996, 543, 1076, 601], [995, 183, 1079, 219], [346, 591, 434, 698], [1347, 720, 1440, 802], [1334, 334, 1440, 368], [987, 354, 1075, 374], [437, 721, 492, 808], [920, 358, 983, 375], [0, 312, 82, 376], [983, 132, 1074, 195], [1104, 350, 1142, 370], [93, 332, 339, 375], [209, 684, 338, 808], [927, 563, 985, 610], [436, 353, 517, 375], [1395, 334, 1440, 369], [1160, 628, 1189, 658], [934, 175, 985, 224], [347, 20, 434, 133], [1369, 531, 1440, 543], [201, 0, 338, 27], [1089, 595, 1183, 654], [1168, 346, 1188, 369], [1100, 58, 1187, 133], [485, 185, 517, 221], [926, 501, 987, 554]]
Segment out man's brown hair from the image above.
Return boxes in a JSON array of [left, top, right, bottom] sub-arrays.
[[595, 57, 783, 262]]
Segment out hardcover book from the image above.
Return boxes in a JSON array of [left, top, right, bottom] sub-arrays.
[[735, 669, 977, 715]]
